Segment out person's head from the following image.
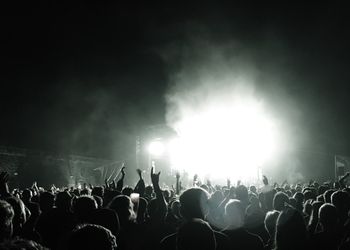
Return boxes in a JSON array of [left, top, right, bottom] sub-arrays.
[[55, 191, 72, 211], [80, 188, 91, 196], [224, 199, 245, 229], [293, 192, 304, 204], [22, 189, 33, 203], [331, 190, 350, 220], [107, 195, 135, 226], [317, 185, 328, 196], [235, 185, 249, 202], [273, 192, 289, 211], [0, 200, 14, 241], [264, 210, 280, 239], [91, 186, 104, 198], [144, 185, 153, 197], [209, 190, 224, 209], [73, 195, 97, 220], [162, 189, 171, 203], [179, 188, 210, 220], [303, 190, 315, 201], [39, 191, 55, 212], [0, 238, 46, 250], [176, 219, 216, 250], [249, 194, 260, 208], [323, 189, 335, 203], [275, 207, 308, 250], [249, 185, 257, 194], [121, 187, 133, 197], [67, 224, 117, 250], [318, 203, 337, 231]]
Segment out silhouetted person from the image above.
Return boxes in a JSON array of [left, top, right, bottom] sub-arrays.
[[160, 187, 229, 250], [36, 192, 77, 249], [0, 200, 14, 242], [264, 210, 280, 250], [176, 219, 216, 250], [311, 203, 338, 250], [274, 207, 309, 250], [223, 199, 264, 250]]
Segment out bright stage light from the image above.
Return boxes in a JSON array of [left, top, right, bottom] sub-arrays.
[[168, 98, 281, 183], [148, 140, 165, 156]]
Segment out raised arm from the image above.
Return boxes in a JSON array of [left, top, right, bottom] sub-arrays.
[[134, 169, 145, 196], [116, 166, 126, 192], [151, 166, 167, 220], [175, 172, 181, 195], [0, 171, 11, 198]]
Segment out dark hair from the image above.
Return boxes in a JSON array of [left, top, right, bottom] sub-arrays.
[[107, 195, 135, 226], [0, 237, 47, 250], [318, 203, 337, 230], [73, 195, 97, 220], [273, 192, 289, 211], [67, 224, 117, 250], [179, 188, 209, 220]]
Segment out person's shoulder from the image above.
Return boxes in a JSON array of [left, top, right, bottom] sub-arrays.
[[213, 230, 229, 240], [213, 230, 230, 250], [160, 232, 177, 244], [159, 232, 177, 250]]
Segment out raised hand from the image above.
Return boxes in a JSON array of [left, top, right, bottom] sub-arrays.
[[176, 172, 180, 180], [104, 178, 109, 188], [121, 166, 126, 177], [151, 166, 161, 187], [227, 178, 231, 188], [193, 174, 198, 186], [136, 169, 143, 179], [111, 180, 116, 189]]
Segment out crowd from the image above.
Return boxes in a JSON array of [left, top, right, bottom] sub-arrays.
[[0, 167, 349, 250]]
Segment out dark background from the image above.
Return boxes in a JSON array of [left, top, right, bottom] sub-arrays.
[[1, 2, 350, 182]]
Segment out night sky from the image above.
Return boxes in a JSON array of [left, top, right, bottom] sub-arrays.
[[1, 2, 350, 174]]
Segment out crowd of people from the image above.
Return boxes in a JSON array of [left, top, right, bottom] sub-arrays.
[[0, 167, 349, 250]]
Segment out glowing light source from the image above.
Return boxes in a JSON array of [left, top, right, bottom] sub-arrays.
[[148, 140, 165, 156], [168, 98, 281, 182]]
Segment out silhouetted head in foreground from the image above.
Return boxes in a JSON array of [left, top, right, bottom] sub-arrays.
[[264, 210, 280, 240], [275, 207, 308, 250], [67, 224, 117, 250], [107, 195, 135, 227], [0, 238, 46, 250], [224, 199, 245, 230], [179, 188, 210, 220], [318, 203, 337, 232], [176, 218, 216, 250], [273, 192, 289, 211]]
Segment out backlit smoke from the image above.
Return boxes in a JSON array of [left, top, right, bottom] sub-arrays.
[[163, 38, 302, 183]]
